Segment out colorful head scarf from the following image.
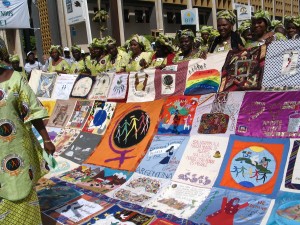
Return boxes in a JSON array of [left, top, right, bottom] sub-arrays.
[[284, 16, 300, 27], [105, 36, 117, 46], [217, 10, 236, 25], [252, 10, 271, 27], [10, 54, 20, 62], [155, 34, 174, 51], [180, 29, 195, 38], [130, 34, 152, 52], [91, 38, 105, 48], [71, 45, 81, 52], [210, 28, 220, 37], [49, 45, 62, 55], [271, 20, 284, 29], [200, 26, 212, 34], [238, 20, 252, 34]]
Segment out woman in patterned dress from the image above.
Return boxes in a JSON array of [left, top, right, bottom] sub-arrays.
[[0, 44, 55, 224], [48, 45, 70, 74]]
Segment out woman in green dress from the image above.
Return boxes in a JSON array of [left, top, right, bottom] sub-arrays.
[[10, 54, 27, 80], [87, 38, 107, 76], [125, 34, 153, 72], [70, 45, 90, 74], [48, 45, 70, 74], [0, 51, 55, 224], [173, 29, 206, 63], [105, 37, 129, 73], [149, 34, 175, 69], [284, 16, 300, 39], [209, 10, 244, 53], [246, 10, 287, 48]]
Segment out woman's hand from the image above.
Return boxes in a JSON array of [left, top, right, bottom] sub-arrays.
[[44, 141, 55, 155], [199, 51, 207, 60], [139, 59, 148, 68]]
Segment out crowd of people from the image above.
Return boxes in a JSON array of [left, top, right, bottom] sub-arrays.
[[2, 10, 300, 82], [0, 8, 300, 224]]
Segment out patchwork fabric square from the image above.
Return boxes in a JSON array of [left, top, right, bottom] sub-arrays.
[[215, 135, 290, 198], [266, 191, 300, 225], [284, 139, 300, 190], [106, 173, 170, 207], [236, 91, 300, 138], [219, 45, 266, 92], [262, 39, 300, 90], [157, 95, 200, 135], [85, 99, 165, 171], [136, 135, 189, 179], [189, 187, 271, 225]]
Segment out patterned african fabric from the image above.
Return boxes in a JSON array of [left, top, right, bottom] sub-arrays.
[[0, 188, 42, 225], [88, 57, 107, 76], [0, 72, 48, 222], [0, 71, 49, 200], [125, 52, 153, 72], [69, 59, 86, 74], [48, 58, 70, 74], [244, 32, 287, 48], [173, 50, 203, 63], [105, 49, 130, 72]]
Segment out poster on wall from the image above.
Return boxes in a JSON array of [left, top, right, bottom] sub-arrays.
[[63, 0, 86, 25]]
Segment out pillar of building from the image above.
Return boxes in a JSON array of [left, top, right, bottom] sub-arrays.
[[56, 0, 72, 48], [211, 0, 217, 29], [155, 0, 164, 32], [110, 0, 125, 46]]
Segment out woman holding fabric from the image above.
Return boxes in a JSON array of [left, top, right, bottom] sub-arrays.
[[209, 10, 244, 53], [125, 35, 153, 72], [173, 29, 206, 63], [149, 34, 175, 69], [0, 44, 55, 224], [48, 45, 70, 74], [105, 37, 129, 73], [246, 10, 286, 48], [70, 45, 90, 74], [284, 16, 300, 39]]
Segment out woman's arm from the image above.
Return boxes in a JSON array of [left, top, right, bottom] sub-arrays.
[[31, 119, 55, 155]]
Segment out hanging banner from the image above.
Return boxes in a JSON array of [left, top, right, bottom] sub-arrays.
[[64, 0, 86, 25], [0, 0, 30, 28]]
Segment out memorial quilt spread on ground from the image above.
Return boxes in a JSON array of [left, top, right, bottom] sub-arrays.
[[30, 43, 300, 225]]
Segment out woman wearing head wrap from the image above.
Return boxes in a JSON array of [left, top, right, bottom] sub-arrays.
[[105, 36, 129, 73], [199, 26, 213, 52], [284, 16, 300, 39], [87, 38, 107, 76], [0, 43, 55, 224], [271, 20, 286, 36], [247, 10, 286, 48], [10, 54, 27, 80], [126, 34, 153, 72], [70, 45, 90, 74], [238, 20, 253, 46], [173, 29, 206, 63], [209, 10, 244, 53], [149, 34, 175, 69], [48, 45, 70, 73]]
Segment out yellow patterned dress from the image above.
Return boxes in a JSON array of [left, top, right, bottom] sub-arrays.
[[0, 71, 49, 225]]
